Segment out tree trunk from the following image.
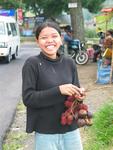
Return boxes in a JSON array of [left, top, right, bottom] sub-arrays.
[[69, 0, 85, 41]]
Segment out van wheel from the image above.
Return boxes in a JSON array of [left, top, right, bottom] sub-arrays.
[[12, 48, 18, 59], [5, 51, 12, 63]]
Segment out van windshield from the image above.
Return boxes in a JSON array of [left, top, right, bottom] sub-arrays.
[[0, 22, 5, 35]]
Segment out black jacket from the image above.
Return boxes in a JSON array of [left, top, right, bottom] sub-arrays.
[[22, 52, 80, 133]]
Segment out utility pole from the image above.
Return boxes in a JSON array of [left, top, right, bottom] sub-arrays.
[[68, 0, 85, 41]]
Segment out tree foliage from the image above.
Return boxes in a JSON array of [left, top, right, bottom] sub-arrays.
[[22, 0, 68, 17], [0, 0, 106, 40], [22, 0, 106, 17], [0, 0, 106, 16], [0, 0, 24, 9], [82, 0, 106, 13], [41, 0, 68, 17]]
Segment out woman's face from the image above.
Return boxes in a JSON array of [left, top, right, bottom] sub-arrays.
[[36, 27, 62, 59]]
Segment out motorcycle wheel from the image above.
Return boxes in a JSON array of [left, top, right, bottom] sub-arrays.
[[75, 52, 89, 65]]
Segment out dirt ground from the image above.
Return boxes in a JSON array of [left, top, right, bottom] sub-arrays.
[[3, 61, 113, 150], [78, 62, 113, 113]]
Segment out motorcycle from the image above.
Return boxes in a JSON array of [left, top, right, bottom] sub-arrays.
[[65, 39, 89, 65]]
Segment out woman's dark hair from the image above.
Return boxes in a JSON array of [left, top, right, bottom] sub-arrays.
[[35, 21, 61, 39]]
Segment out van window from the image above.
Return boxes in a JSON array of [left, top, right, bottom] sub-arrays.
[[0, 22, 5, 35], [10, 23, 17, 36], [6, 23, 11, 36]]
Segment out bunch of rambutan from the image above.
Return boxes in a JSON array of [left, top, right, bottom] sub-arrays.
[[61, 95, 93, 128]]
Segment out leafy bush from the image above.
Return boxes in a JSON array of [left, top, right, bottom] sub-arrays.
[[84, 101, 113, 150], [85, 28, 98, 38]]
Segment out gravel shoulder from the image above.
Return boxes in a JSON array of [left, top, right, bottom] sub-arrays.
[[3, 61, 113, 150], [78, 62, 113, 113]]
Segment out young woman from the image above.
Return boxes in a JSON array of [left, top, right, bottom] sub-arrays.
[[22, 21, 85, 150]]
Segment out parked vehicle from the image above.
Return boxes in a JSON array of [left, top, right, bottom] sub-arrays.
[[0, 16, 20, 63], [66, 39, 89, 65]]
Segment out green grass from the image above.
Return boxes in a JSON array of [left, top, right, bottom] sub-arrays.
[[3, 101, 27, 150], [3, 132, 27, 150], [84, 100, 113, 150], [85, 28, 98, 38]]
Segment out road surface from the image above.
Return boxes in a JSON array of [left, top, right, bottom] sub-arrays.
[[0, 42, 40, 150]]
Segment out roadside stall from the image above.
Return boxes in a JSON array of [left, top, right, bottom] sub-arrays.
[[22, 11, 35, 36], [95, 8, 113, 84]]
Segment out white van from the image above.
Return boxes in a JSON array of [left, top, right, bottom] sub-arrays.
[[0, 16, 20, 63]]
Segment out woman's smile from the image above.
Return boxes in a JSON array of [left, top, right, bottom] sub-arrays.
[[46, 45, 55, 49], [37, 27, 62, 59]]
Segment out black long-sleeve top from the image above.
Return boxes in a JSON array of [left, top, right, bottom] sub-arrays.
[[22, 52, 80, 133]]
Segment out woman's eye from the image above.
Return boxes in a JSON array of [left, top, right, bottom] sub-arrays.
[[40, 36, 47, 40], [52, 35, 58, 38]]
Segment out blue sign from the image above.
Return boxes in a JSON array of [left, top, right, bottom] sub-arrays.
[[0, 9, 15, 16]]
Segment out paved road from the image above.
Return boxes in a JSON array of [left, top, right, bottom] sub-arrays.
[[0, 42, 40, 150]]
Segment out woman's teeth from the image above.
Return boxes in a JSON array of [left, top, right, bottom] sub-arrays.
[[47, 45, 55, 49]]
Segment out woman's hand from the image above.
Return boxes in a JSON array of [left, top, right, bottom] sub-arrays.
[[75, 87, 86, 101], [59, 84, 82, 96], [79, 87, 85, 96]]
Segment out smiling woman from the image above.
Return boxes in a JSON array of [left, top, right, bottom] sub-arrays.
[[36, 27, 62, 59], [22, 21, 85, 150]]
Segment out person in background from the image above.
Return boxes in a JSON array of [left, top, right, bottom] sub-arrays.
[[96, 27, 105, 47], [22, 21, 85, 150], [63, 26, 73, 54], [64, 26, 73, 46], [106, 29, 113, 37], [92, 44, 102, 62], [102, 29, 113, 65], [104, 29, 113, 49], [97, 27, 104, 37], [98, 32, 105, 47], [92, 28, 105, 62]]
